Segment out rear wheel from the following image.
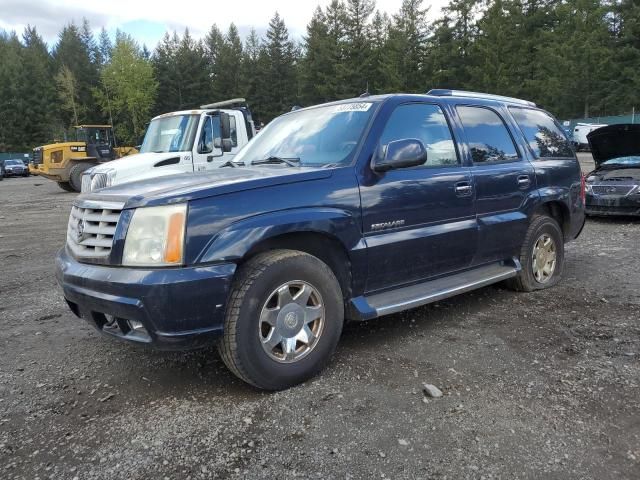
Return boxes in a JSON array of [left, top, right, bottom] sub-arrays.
[[506, 215, 564, 292], [69, 162, 94, 192], [219, 250, 344, 390], [57, 181, 75, 192]]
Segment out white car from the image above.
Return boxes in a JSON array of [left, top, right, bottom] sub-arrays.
[[81, 99, 256, 192], [572, 123, 607, 151]]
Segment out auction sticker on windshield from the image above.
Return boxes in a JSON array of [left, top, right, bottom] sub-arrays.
[[333, 102, 372, 113]]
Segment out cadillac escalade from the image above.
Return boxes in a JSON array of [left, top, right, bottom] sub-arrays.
[[56, 90, 586, 390]]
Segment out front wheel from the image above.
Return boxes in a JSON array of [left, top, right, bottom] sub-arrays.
[[219, 250, 344, 390], [506, 215, 564, 292]]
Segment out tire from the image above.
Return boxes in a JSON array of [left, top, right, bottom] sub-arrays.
[[57, 181, 75, 192], [68, 162, 94, 192], [506, 215, 564, 292], [219, 249, 344, 390]]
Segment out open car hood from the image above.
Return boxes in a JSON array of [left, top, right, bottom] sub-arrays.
[[587, 124, 640, 168]]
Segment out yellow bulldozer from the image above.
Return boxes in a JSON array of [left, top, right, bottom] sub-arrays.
[[30, 125, 138, 192]]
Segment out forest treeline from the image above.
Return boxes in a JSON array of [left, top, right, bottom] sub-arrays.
[[0, 0, 638, 151]]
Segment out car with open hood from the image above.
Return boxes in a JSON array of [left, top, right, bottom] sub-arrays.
[[585, 124, 640, 216]]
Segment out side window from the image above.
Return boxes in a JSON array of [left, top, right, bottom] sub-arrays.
[[200, 117, 213, 153], [379, 103, 459, 167], [510, 107, 574, 158], [456, 106, 519, 164], [230, 116, 238, 147]]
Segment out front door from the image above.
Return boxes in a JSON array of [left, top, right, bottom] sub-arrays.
[[359, 102, 477, 292], [192, 115, 225, 172]]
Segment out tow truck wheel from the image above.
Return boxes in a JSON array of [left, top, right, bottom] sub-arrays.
[[57, 181, 75, 192], [69, 162, 94, 192], [219, 250, 344, 390], [506, 215, 564, 292]]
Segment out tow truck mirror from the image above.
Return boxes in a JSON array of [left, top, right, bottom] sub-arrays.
[[372, 139, 427, 172], [220, 112, 231, 140], [221, 138, 233, 153]]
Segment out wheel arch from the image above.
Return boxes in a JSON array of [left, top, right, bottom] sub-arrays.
[[533, 200, 571, 240], [195, 208, 366, 299]]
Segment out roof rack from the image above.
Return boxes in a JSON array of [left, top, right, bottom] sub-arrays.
[[200, 98, 247, 109], [427, 89, 536, 107]]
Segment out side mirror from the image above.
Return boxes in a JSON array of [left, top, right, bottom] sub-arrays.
[[221, 138, 233, 153], [213, 138, 222, 149], [220, 112, 231, 140], [372, 139, 427, 172]]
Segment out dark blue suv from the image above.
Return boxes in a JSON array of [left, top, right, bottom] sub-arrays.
[[56, 90, 586, 389]]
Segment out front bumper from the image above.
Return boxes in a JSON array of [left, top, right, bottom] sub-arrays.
[[4, 169, 27, 176], [55, 247, 236, 350], [585, 194, 640, 216]]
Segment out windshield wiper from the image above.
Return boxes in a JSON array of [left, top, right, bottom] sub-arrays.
[[251, 156, 301, 167], [219, 160, 245, 168]]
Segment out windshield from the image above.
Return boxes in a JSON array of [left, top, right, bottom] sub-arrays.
[[5, 160, 23, 166], [233, 102, 376, 167], [602, 156, 640, 166], [140, 115, 200, 154]]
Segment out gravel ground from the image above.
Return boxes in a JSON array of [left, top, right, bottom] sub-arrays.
[[1, 154, 638, 479]]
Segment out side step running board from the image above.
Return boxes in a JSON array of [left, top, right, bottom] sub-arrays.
[[350, 260, 520, 320]]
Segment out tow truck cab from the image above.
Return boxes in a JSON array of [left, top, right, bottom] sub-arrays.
[[81, 99, 257, 192]]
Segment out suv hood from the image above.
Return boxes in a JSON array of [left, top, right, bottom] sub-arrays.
[[79, 166, 333, 209], [588, 124, 640, 168]]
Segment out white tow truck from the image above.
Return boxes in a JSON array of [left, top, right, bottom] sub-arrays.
[[81, 99, 256, 192]]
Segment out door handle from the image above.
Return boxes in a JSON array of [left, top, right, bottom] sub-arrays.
[[207, 155, 214, 162], [517, 175, 531, 188], [455, 182, 472, 196]]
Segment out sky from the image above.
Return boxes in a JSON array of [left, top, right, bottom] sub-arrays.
[[0, 0, 447, 49]]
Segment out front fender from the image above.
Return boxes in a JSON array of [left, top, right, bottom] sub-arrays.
[[196, 208, 365, 264]]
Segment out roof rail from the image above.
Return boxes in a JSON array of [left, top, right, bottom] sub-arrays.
[[427, 89, 536, 107], [200, 98, 247, 109]]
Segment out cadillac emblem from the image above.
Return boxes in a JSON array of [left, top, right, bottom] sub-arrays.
[[76, 218, 86, 242]]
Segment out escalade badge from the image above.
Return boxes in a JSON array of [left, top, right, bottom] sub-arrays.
[[371, 219, 405, 231]]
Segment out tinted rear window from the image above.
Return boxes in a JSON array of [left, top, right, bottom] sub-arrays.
[[510, 108, 574, 158]]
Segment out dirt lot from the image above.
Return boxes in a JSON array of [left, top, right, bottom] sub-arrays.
[[1, 154, 638, 479]]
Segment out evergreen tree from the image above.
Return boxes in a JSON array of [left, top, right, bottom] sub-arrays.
[[97, 27, 112, 66], [386, 0, 430, 92], [301, 7, 336, 104], [241, 28, 262, 108], [21, 26, 57, 146], [54, 21, 101, 123], [255, 13, 298, 120], [368, 11, 392, 93], [152, 30, 210, 113], [0, 32, 27, 151], [343, 0, 376, 96], [213, 24, 244, 99]]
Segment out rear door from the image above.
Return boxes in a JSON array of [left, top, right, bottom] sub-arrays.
[[359, 102, 477, 292], [454, 104, 536, 265]]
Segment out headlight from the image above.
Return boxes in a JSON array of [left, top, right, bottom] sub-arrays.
[[122, 204, 187, 266]]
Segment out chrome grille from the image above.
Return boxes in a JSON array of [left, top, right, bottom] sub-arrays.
[[66, 201, 124, 259], [591, 185, 635, 196]]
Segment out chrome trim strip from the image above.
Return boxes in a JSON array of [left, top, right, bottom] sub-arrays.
[[74, 199, 126, 211]]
